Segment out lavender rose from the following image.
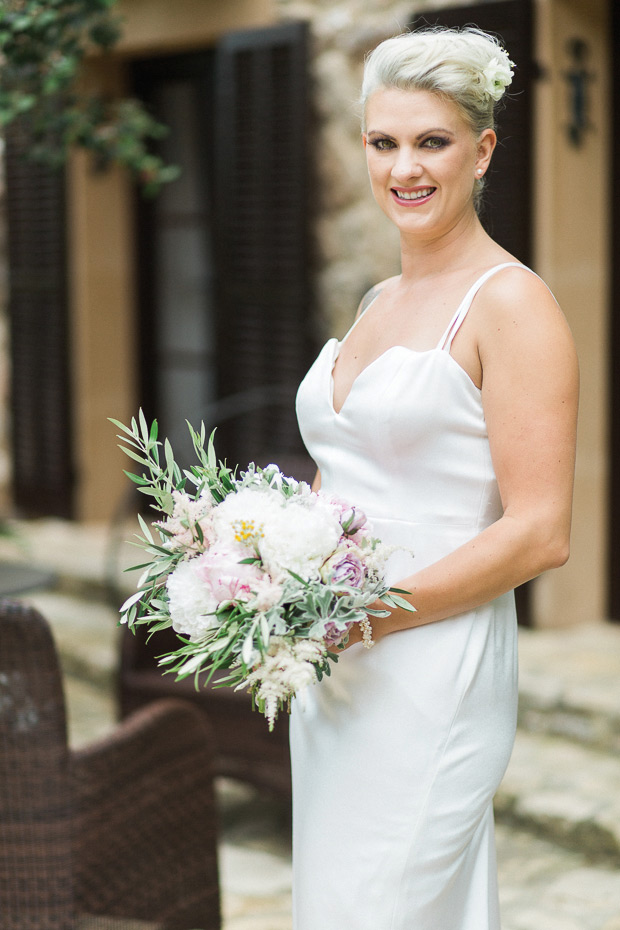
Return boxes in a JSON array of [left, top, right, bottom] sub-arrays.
[[320, 548, 366, 589], [322, 619, 354, 645]]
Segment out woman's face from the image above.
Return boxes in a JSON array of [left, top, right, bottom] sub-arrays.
[[363, 87, 495, 240]]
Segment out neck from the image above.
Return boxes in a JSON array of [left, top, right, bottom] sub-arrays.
[[398, 210, 493, 283]]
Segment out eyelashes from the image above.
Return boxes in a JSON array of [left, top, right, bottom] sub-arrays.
[[368, 136, 451, 151], [423, 136, 450, 150]]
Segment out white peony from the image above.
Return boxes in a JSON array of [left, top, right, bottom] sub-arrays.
[[258, 500, 340, 580], [212, 486, 341, 581], [166, 558, 219, 639], [211, 486, 282, 550]]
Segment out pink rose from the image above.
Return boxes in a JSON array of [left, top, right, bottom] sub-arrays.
[[339, 506, 367, 536]]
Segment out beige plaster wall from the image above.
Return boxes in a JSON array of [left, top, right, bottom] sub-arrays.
[[115, 0, 276, 55], [68, 60, 137, 521], [531, 0, 610, 626]]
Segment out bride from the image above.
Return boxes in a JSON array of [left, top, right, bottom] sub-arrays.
[[292, 27, 578, 930]]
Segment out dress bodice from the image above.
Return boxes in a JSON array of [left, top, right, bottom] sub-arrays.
[[296, 263, 528, 535]]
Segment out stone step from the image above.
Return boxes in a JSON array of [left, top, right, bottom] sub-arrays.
[[0, 517, 141, 604], [496, 728, 620, 866], [517, 625, 620, 756]]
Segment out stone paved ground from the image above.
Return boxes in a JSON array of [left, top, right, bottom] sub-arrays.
[[5, 518, 620, 930]]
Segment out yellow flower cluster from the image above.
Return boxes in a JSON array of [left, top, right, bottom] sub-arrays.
[[233, 518, 265, 544]]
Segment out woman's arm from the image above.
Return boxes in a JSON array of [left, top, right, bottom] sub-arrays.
[[363, 268, 579, 640]]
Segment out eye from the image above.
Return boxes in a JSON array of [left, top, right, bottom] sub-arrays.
[[422, 136, 449, 150], [369, 137, 396, 151]]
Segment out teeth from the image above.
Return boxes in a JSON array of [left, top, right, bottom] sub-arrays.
[[394, 187, 434, 200]]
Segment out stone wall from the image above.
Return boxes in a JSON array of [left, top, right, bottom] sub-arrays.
[[0, 141, 10, 513], [274, 0, 476, 338]]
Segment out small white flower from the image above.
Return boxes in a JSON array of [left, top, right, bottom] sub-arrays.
[[480, 55, 515, 101]]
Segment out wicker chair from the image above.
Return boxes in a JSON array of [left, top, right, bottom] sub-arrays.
[[0, 599, 221, 930]]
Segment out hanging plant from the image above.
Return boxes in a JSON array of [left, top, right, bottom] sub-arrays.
[[0, 0, 179, 195]]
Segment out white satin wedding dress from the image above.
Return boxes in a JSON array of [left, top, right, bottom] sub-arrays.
[[291, 263, 529, 930]]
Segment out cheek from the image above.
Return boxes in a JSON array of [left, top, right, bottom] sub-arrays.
[[366, 154, 389, 187]]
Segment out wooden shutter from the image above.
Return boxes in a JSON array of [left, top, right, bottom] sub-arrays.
[[609, 5, 620, 621], [412, 1, 534, 264], [213, 22, 315, 475], [5, 126, 73, 517]]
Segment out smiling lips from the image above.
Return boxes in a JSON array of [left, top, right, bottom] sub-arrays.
[[391, 186, 436, 205]]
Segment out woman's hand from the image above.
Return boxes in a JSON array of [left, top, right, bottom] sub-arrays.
[[337, 601, 393, 649]]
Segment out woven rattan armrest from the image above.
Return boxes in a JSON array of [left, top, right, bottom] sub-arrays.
[[72, 699, 221, 930]]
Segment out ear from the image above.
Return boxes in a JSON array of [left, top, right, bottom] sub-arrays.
[[475, 128, 496, 175]]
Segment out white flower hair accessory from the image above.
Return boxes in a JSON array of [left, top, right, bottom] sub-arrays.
[[479, 53, 515, 101]]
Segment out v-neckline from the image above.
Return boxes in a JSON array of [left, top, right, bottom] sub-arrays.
[[329, 262, 526, 416], [327, 340, 481, 417]]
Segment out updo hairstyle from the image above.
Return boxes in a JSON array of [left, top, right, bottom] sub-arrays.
[[360, 28, 515, 207]]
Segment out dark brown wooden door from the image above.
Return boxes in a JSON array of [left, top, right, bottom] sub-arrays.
[[412, 0, 534, 264], [213, 22, 315, 477], [134, 22, 314, 481], [411, 2, 535, 623]]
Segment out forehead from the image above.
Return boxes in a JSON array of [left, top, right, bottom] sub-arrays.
[[365, 86, 470, 134]]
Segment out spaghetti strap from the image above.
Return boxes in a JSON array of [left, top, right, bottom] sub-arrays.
[[339, 289, 382, 346], [438, 262, 531, 352]]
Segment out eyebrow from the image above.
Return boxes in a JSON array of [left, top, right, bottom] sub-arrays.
[[366, 128, 456, 140]]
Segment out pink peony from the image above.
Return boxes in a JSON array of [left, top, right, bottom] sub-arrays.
[[194, 546, 264, 603]]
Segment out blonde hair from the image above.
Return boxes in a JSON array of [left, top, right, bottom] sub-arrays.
[[361, 28, 515, 208]]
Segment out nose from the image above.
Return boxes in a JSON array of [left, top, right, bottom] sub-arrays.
[[391, 147, 424, 182]]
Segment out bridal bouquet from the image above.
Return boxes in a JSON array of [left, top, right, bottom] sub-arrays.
[[112, 412, 413, 729]]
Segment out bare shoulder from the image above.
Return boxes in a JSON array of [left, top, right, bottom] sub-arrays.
[[476, 266, 576, 357], [354, 275, 399, 320], [475, 265, 578, 397]]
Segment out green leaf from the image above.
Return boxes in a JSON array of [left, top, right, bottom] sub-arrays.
[[382, 592, 416, 612], [118, 446, 149, 466], [119, 590, 144, 613], [109, 417, 138, 437], [138, 408, 150, 446], [163, 436, 175, 471], [137, 512, 154, 544]]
